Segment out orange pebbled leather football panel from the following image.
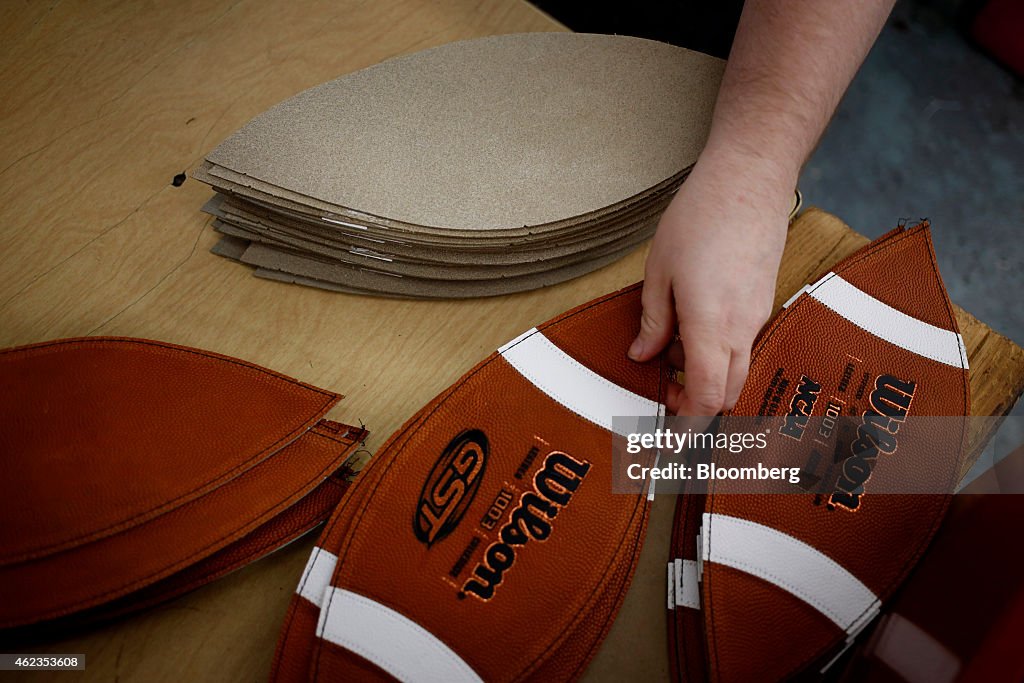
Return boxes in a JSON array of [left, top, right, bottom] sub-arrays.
[[12, 474, 353, 634], [703, 225, 970, 682], [301, 447, 650, 683], [0, 338, 341, 565], [705, 565, 839, 683], [308, 284, 666, 683], [89, 474, 352, 624], [541, 286, 654, 396], [314, 373, 648, 682], [828, 222, 953, 330], [271, 404, 431, 683], [0, 419, 364, 628], [526, 503, 650, 682]]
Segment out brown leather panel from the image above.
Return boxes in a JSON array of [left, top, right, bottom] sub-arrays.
[[12, 474, 352, 635], [833, 223, 955, 330], [703, 564, 838, 683], [0, 419, 363, 627], [542, 283, 665, 397], [315, 640, 393, 682], [704, 226, 969, 682], [308, 284, 666, 682], [0, 337, 340, 564], [271, 406, 426, 683], [529, 504, 649, 682]]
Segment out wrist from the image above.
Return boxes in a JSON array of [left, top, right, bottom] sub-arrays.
[[689, 140, 799, 224], [699, 133, 801, 192]]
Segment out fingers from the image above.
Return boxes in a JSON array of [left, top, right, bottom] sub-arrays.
[[628, 275, 676, 362], [665, 380, 684, 414], [670, 327, 755, 416], [675, 328, 731, 417], [666, 339, 685, 370], [724, 345, 752, 410]]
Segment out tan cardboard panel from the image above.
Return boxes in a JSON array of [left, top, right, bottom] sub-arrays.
[[249, 239, 644, 298], [208, 234, 250, 262], [209, 198, 667, 269], [236, 219, 654, 283], [221, 219, 655, 280], [210, 207, 653, 265], [197, 160, 690, 242], [204, 33, 722, 231], [209, 187, 673, 248]]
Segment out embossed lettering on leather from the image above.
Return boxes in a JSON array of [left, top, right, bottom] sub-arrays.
[[700, 224, 970, 682], [272, 285, 667, 682]]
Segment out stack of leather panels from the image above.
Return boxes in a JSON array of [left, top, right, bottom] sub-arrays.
[[271, 284, 668, 681], [666, 224, 972, 682], [194, 33, 726, 298], [0, 338, 366, 631]]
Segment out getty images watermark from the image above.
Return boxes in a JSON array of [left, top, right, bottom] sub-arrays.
[[611, 415, 1023, 498], [622, 425, 803, 485]]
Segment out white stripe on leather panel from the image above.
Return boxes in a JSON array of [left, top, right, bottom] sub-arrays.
[[782, 285, 810, 309], [498, 328, 663, 436], [806, 273, 967, 368], [317, 588, 483, 683], [674, 558, 700, 610], [647, 451, 662, 502], [297, 547, 338, 606], [702, 513, 879, 632]]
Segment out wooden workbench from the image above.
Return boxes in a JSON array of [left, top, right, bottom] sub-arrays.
[[2, 1, 1022, 681]]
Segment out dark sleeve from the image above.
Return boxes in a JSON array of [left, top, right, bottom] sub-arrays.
[[530, 0, 745, 59]]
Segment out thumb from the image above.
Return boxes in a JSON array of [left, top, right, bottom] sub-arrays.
[[629, 278, 676, 362]]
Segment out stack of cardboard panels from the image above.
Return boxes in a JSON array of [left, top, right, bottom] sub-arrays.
[[194, 33, 728, 298]]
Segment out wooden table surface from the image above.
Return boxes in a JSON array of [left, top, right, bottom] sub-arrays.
[[2, 1, 1022, 681]]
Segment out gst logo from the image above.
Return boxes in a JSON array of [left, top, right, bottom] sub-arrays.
[[413, 429, 488, 547]]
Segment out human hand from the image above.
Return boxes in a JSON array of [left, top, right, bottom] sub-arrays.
[[628, 145, 794, 416]]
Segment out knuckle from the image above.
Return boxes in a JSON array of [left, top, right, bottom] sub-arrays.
[[639, 308, 663, 335], [689, 387, 726, 415], [681, 316, 729, 346]]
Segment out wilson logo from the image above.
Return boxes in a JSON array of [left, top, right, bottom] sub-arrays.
[[830, 374, 917, 511], [459, 451, 590, 601], [780, 375, 821, 440], [414, 429, 488, 547]]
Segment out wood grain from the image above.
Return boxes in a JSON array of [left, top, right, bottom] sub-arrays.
[[1, 1, 1021, 681]]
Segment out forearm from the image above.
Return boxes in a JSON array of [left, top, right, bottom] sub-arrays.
[[704, 0, 895, 187], [633, 2, 896, 411]]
